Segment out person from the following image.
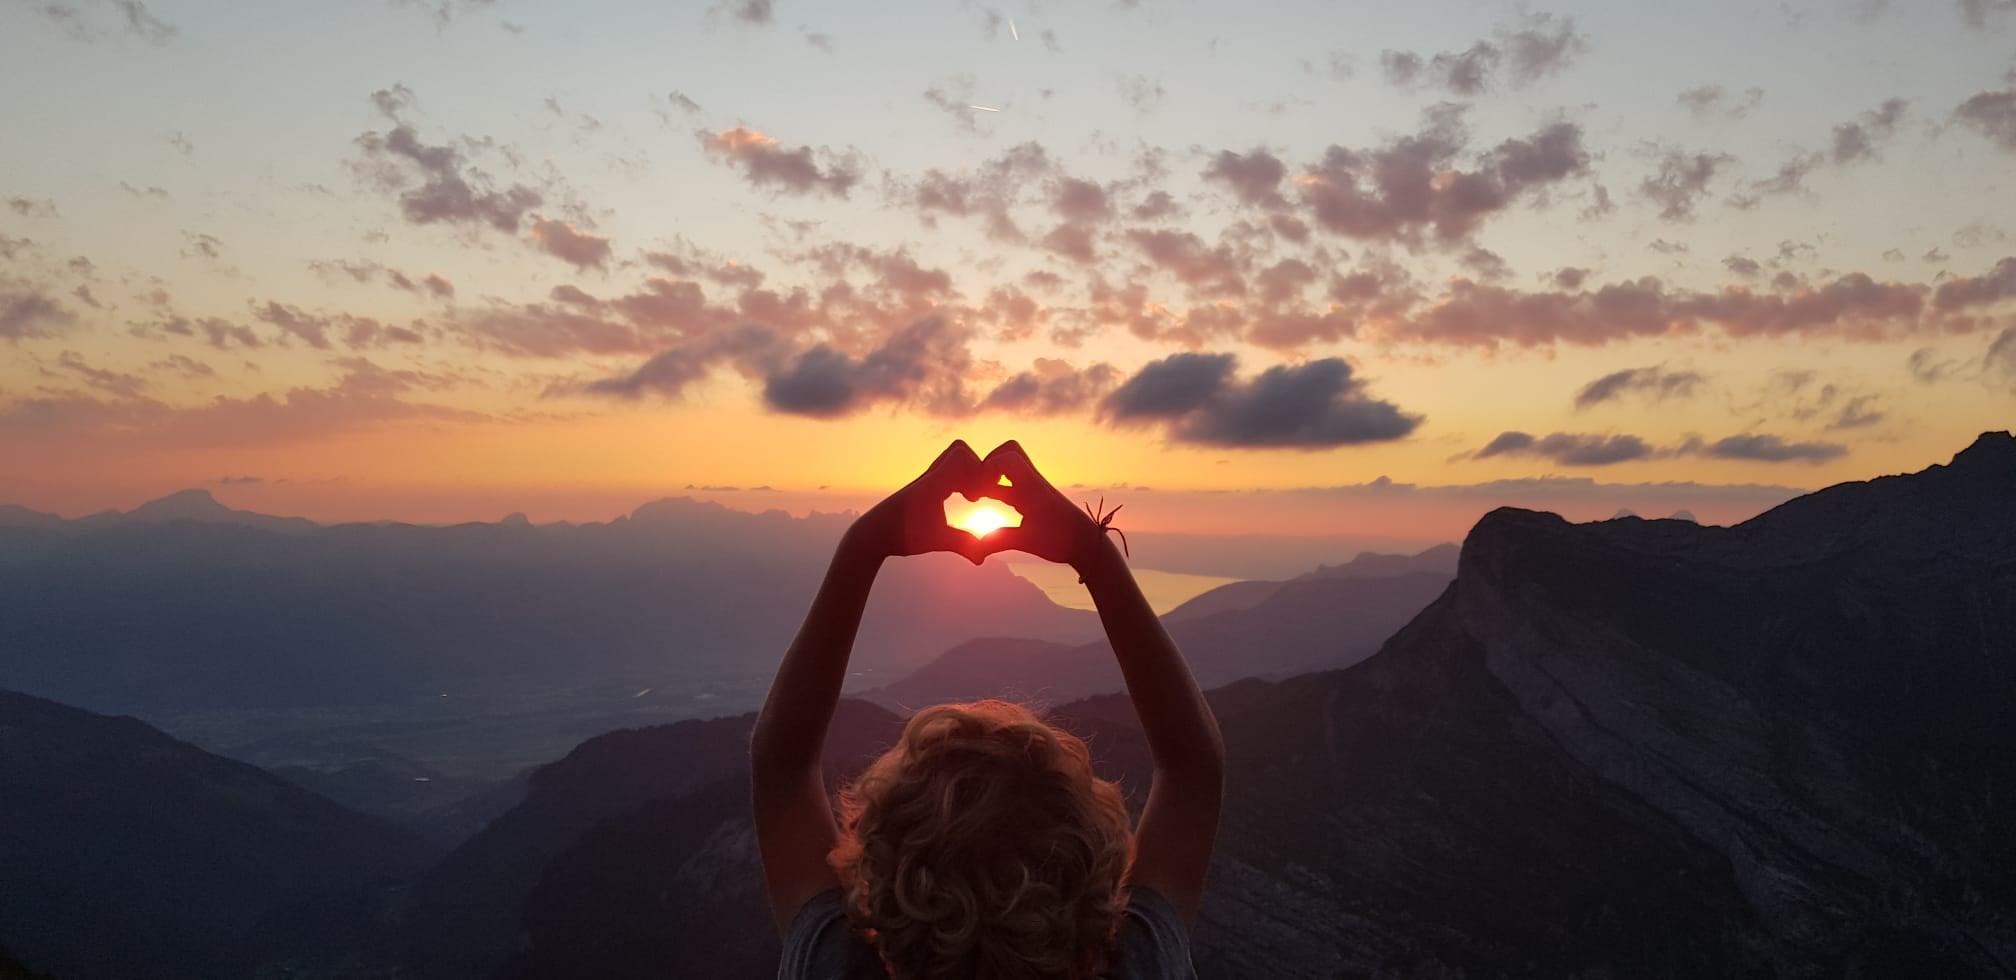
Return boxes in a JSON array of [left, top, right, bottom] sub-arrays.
[[751, 440, 1226, 979]]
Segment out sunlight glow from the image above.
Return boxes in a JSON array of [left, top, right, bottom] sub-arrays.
[[946, 497, 1022, 538]]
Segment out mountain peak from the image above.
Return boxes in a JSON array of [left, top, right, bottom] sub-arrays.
[[1951, 430, 2015, 470], [129, 488, 231, 518]]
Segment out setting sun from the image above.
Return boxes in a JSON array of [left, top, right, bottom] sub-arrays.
[[946, 497, 1022, 538]]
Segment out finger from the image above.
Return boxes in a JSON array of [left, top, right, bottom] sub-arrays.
[[976, 525, 1041, 563], [982, 440, 1047, 491], [926, 439, 984, 495]]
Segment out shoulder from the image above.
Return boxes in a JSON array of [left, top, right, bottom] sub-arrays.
[[778, 889, 882, 980], [1106, 887, 1199, 979]]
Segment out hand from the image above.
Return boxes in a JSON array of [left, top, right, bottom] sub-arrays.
[[848, 440, 990, 564], [979, 440, 1107, 568]]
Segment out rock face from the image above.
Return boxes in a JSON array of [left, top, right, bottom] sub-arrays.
[[441, 433, 2016, 978], [0, 691, 430, 980]]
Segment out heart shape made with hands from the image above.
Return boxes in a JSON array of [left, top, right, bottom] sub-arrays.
[[943, 492, 1022, 539]]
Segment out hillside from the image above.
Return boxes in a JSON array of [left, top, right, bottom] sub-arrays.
[[0, 691, 431, 980]]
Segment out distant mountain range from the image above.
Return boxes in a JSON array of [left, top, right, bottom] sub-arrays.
[[3, 434, 2011, 978], [0, 490, 1097, 721], [866, 545, 1456, 709]]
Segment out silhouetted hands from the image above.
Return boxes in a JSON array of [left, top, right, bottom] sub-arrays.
[[980, 440, 1107, 570], [848, 440, 990, 564]]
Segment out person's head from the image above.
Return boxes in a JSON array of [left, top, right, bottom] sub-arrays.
[[830, 700, 1133, 980]]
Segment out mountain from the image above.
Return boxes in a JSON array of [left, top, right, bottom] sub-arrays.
[[866, 567, 1452, 709], [399, 700, 907, 979], [370, 432, 2016, 978], [0, 690, 431, 980], [0, 492, 1097, 778], [79, 487, 320, 533], [1159, 542, 1457, 623]]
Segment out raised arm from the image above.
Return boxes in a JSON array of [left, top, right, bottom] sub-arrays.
[[985, 441, 1226, 926], [749, 441, 985, 933]]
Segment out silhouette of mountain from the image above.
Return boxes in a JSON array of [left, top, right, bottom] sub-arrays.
[[373, 431, 2014, 978], [0, 689, 430, 980], [1157, 542, 1457, 624], [400, 700, 906, 979], [0, 493, 1096, 727], [866, 568, 1452, 709]]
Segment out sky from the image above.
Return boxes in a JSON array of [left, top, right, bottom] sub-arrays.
[[2, 0, 2013, 540]]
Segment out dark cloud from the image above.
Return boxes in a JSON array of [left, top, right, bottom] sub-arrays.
[[1, 290, 76, 340], [354, 89, 544, 233], [1101, 354, 1421, 449], [1573, 365, 1704, 409], [1297, 108, 1589, 244], [699, 127, 857, 197], [1641, 149, 1730, 220], [1955, 87, 2016, 151], [529, 218, 612, 268], [761, 318, 972, 417], [1724, 255, 1764, 278], [1472, 431, 1655, 466], [579, 324, 786, 399], [1691, 433, 1848, 463], [666, 91, 702, 114]]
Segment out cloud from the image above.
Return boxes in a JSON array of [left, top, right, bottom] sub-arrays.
[[1472, 431, 1655, 465], [698, 127, 857, 197], [35, 0, 177, 44], [1954, 85, 2016, 152], [1689, 433, 1847, 463], [716, 0, 773, 24], [1101, 353, 1421, 448], [354, 89, 544, 233], [1115, 74, 1165, 114], [978, 360, 1118, 414], [6, 198, 58, 219], [1986, 327, 2016, 389], [1378, 13, 1585, 95], [1641, 149, 1730, 220], [1389, 265, 1938, 348], [666, 91, 702, 114], [1831, 98, 1909, 164], [1, 290, 77, 340], [1958, 0, 2016, 29], [1932, 256, 2016, 311], [762, 318, 973, 417], [1677, 85, 1764, 120], [1573, 365, 1705, 409], [1296, 107, 1589, 244], [529, 218, 612, 268], [1201, 149, 1289, 209], [0, 360, 481, 449], [1827, 394, 1884, 429]]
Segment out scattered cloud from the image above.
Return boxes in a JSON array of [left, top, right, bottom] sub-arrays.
[[353, 86, 545, 233], [529, 218, 612, 268], [1471, 430, 1655, 465], [698, 127, 858, 197], [1378, 13, 1586, 95], [1641, 149, 1731, 220], [1573, 365, 1705, 409], [1954, 86, 2016, 152]]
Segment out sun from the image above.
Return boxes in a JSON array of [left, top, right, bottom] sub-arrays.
[[945, 496, 1022, 538]]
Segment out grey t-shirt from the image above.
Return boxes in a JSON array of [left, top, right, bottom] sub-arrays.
[[778, 887, 1198, 979]]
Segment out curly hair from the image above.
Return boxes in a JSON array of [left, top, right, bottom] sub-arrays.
[[830, 700, 1133, 980]]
